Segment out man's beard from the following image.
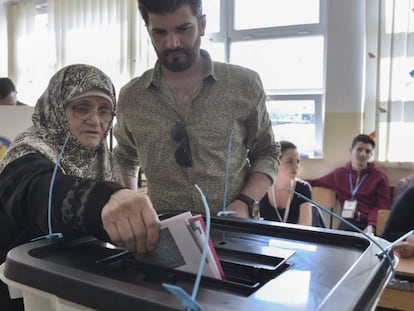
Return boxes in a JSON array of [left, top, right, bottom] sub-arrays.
[[158, 37, 201, 72]]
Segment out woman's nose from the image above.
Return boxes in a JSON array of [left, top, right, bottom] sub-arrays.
[[85, 111, 101, 124]]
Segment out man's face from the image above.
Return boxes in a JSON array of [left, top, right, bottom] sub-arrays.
[[350, 141, 373, 168], [0, 92, 18, 105], [147, 5, 206, 72]]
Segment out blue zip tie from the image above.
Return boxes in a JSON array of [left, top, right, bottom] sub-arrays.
[[376, 230, 414, 258], [162, 184, 211, 310], [162, 284, 202, 311], [217, 210, 238, 217], [32, 135, 69, 241], [221, 129, 233, 216]]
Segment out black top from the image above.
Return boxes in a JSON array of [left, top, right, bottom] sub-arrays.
[[382, 185, 414, 241], [260, 179, 312, 224], [0, 153, 123, 262], [0, 153, 124, 310]]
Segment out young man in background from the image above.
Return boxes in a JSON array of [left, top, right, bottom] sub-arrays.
[[307, 134, 390, 233]]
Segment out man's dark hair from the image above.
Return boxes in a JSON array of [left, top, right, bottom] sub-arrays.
[[0, 78, 17, 99], [137, 0, 202, 26], [351, 134, 376, 149]]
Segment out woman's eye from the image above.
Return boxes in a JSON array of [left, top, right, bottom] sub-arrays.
[[74, 106, 90, 114]]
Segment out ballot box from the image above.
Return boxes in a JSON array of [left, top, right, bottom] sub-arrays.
[[0, 216, 396, 311]]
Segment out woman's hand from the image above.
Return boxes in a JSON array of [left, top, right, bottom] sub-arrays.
[[101, 189, 160, 255], [393, 241, 414, 258]]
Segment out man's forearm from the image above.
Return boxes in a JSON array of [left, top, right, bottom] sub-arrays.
[[239, 172, 273, 201]]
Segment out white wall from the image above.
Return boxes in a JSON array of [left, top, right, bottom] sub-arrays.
[[325, 0, 365, 114], [300, 0, 366, 178], [0, 0, 8, 76], [0, 106, 34, 159]]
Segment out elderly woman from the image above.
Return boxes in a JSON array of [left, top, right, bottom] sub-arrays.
[[0, 64, 160, 310]]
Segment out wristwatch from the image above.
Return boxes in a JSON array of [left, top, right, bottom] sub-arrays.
[[236, 194, 261, 219]]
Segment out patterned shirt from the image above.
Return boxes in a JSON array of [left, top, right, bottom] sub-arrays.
[[114, 50, 280, 214]]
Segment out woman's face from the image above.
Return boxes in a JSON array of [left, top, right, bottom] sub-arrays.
[[279, 148, 300, 179], [65, 96, 114, 148]]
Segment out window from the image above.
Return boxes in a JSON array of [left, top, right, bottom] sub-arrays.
[[266, 95, 322, 158], [7, 0, 142, 105], [7, 2, 55, 105], [366, 0, 414, 163], [202, 0, 326, 158]]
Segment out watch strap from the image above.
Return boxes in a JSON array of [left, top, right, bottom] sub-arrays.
[[235, 193, 255, 207], [236, 194, 260, 219]]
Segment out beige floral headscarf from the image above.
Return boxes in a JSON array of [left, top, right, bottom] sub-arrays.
[[0, 64, 122, 183]]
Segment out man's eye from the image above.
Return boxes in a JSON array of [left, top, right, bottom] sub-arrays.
[[179, 26, 191, 32], [152, 30, 166, 36]]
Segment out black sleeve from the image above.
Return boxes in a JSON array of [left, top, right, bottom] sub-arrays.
[[0, 153, 124, 243], [382, 185, 414, 241], [295, 180, 312, 203]]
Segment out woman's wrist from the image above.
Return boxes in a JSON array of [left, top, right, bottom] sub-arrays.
[[408, 244, 414, 257]]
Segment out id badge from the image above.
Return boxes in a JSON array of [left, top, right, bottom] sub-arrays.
[[342, 200, 357, 218]]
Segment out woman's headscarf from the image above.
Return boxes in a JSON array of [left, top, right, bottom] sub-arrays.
[[0, 64, 122, 183]]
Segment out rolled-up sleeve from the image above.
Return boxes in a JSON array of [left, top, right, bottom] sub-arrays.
[[113, 85, 141, 177], [245, 72, 280, 183]]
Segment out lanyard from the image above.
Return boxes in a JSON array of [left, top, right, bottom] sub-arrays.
[[349, 172, 367, 200]]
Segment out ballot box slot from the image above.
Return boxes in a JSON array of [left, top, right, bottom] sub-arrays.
[[94, 248, 290, 296], [26, 235, 292, 296]]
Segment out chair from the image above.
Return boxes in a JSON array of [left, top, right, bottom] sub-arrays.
[[393, 174, 414, 203], [312, 186, 337, 228], [376, 209, 391, 236], [312, 205, 327, 228]]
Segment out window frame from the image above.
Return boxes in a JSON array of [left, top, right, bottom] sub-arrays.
[[266, 93, 324, 158], [203, 0, 327, 158]]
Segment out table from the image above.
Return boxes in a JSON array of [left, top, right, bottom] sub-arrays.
[[378, 256, 414, 311]]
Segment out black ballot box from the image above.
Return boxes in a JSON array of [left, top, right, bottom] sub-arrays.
[[0, 216, 396, 311]]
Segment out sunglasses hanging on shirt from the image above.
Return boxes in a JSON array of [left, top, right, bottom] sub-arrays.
[[171, 122, 193, 167]]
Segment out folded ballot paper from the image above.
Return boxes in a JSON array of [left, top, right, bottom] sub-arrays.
[[136, 211, 225, 280]]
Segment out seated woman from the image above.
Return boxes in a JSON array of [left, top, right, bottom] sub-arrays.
[[382, 185, 414, 258], [0, 64, 160, 310], [260, 141, 313, 226]]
